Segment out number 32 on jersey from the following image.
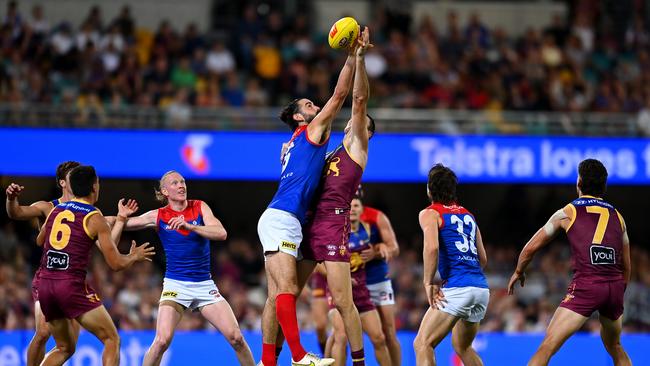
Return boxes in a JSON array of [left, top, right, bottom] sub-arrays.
[[450, 214, 478, 255]]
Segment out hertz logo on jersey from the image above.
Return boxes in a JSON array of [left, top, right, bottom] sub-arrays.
[[162, 291, 178, 298]]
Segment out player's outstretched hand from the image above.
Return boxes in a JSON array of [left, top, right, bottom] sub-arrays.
[[360, 247, 375, 262], [376, 243, 392, 261], [507, 271, 526, 295], [117, 198, 139, 218], [130, 240, 155, 262], [356, 26, 373, 57], [168, 215, 188, 231], [5, 183, 24, 200]]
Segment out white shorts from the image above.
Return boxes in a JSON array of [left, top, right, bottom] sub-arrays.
[[159, 278, 225, 311], [440, 286, 490, 323], [258, 208, 303, 258], [367, 280, 395, 306]]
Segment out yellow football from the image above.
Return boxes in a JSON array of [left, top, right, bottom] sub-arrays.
[[328, 17, 359, 49]]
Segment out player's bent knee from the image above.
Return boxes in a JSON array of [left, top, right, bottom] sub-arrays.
[[152, 336, 172, 352], [413, 335, 430, 352], [33, 327, 51, 341], [227, 330, 245, 349], [370, 332, 386, 347]]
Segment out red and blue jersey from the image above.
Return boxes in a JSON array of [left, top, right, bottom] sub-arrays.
[[268, 125, 329, 224], [157, 200, 211, 282], [428, 203, 488, 289], [362, 207, 390, 285]]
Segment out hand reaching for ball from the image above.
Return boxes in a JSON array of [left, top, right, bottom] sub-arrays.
[[356, 27, 373, 57]]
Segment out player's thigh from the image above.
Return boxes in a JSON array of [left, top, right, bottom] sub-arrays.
[[541, 307, 588, 350], [377, 304, 397, 335], [324, 261, 352, 302], [265, 252, 299, 293], [360, 310, 385, 342], [296, 259, 316, 293], [75, 306, 118, 342], [452, 319, 480, 350], [34, 301, 50, 335], [415, 307, 458, 348], [48, 318, 76, 350], [200, 300, 241, 336], [154, 301, 184, 340], [599, 314, 623, 348]]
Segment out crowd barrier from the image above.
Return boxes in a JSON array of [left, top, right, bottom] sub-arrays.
[[0, 331, 648, 365]]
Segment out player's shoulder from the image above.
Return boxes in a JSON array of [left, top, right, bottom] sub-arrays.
[[361, 206, 381, 224], [428, 202, 470, 216]]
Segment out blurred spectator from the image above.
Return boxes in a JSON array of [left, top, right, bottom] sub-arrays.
[[0, 1, 649, 132], [206, 40, 236, 76]]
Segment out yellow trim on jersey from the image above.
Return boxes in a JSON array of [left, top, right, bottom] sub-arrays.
[[565, 204, 577, 232], [71, 198, 92, 205], [83, 211, 100, 239], [615, 209, 625, 232]]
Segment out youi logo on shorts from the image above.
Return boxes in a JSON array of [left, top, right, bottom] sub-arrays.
[[181, 134, 212, 175], [590, 245, 615, 265]]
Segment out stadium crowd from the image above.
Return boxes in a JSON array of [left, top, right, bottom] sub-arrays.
[[2, 1, 650, 129], [1, 213, 649, 333]]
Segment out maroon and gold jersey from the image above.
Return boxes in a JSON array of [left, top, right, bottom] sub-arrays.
[[39, 199, 99, 280], [565, 196, 625, 283], [313, 143, 364, 217]]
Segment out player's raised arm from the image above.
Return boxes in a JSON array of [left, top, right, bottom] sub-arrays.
[[6, 183, 51, 220], [110, 198, 139, 244], [107, 209, 157, 231], [349, 27, 372, 144], [307, 41, 358, 140], [88, 213, 155, 271], [168, 201, 227, 241], [508, 205, 574, 294]]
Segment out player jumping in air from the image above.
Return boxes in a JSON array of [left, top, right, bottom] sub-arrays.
[[508, 159, 632, 366], [413, 164, 489, 366], [110, 170, 256, 366], [36, 165, 154, 366], [257, 26, 361, 366], [302, 27, 374, 366]]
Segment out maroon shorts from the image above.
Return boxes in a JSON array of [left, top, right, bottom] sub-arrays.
[[310, 272, 328, 299], [38, 277, 102, 322], [328, 284, 375, 314], [303, 213, 351, 263], [559, 280, 625, 320], [31, 268, 42, 302]]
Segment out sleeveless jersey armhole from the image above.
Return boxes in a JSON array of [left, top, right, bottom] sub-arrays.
[[83, 210, 100, 239], [304, 125, 329, 147], [429, 207, 444, 229], [565, 204, 577, 232], [615, 209, 625, 232]]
